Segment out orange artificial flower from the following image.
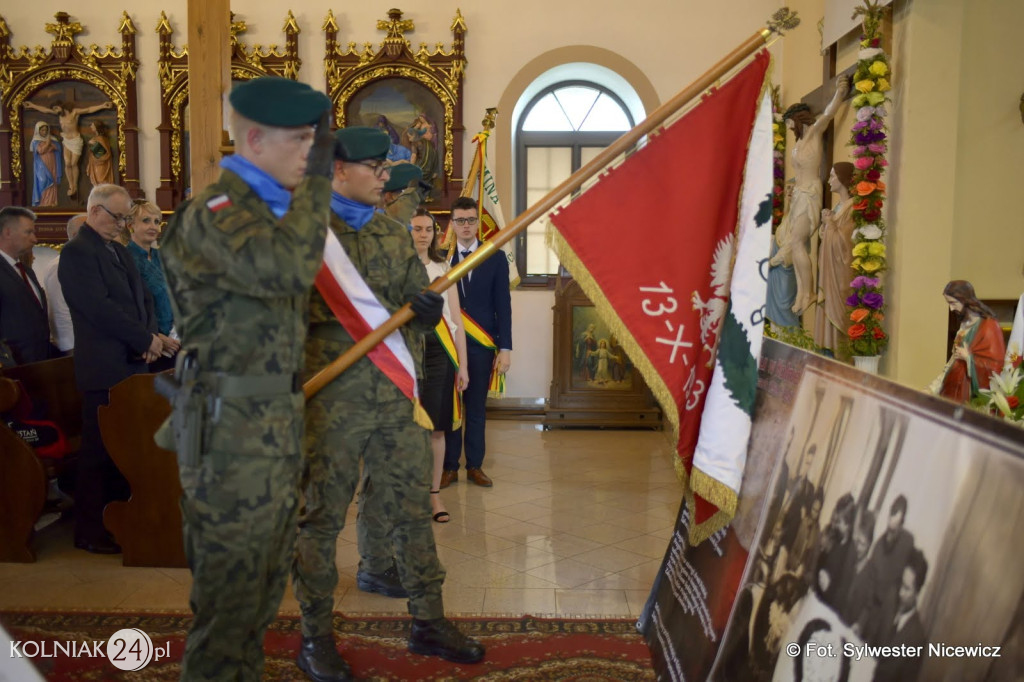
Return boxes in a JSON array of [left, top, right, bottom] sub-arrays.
[[850, 309, 869, 323], [848, 323, 867, 339], [872, 327, 886, 340], [856, 181, 877, 196], [854, 199, 870, 211], [877, 180, 886, 190], [873, 311, 885, 322]]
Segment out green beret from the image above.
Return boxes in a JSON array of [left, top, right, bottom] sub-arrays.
[[334, 126, 390, 162], [229, 77, 330, 127], [383, 162, 423, 192]]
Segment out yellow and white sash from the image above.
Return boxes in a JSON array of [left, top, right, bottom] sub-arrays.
[[433, 318, 464, 429], [461, 310, 506, 399]]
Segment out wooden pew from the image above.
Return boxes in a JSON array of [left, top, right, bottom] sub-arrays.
[[0, 357, 80, 563], [1, 356, 82, 453], [0, 378, 47, 562], [99, 373, 187, 567]]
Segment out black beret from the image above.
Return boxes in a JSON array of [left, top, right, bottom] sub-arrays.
[[229, 77, 330, 127], [334, 126, 390, 162], [383, 162, 423, 192]]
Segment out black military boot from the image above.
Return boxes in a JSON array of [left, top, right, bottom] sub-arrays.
[[408, 617, 486, 663], [296, 635, 352, 682], [356, 560, 408, 598]]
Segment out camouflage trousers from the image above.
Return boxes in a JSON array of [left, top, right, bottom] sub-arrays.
[[293, 335, 445, 638], [178, 447, 302, 681]]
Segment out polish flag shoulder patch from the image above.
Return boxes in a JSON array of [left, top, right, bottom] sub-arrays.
[[206, 195, 232, 212]]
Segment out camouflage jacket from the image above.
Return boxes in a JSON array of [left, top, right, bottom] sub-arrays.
[[383, 187, 420, 226], [307, 207, 430, 381], [160, 171, 331, 454]]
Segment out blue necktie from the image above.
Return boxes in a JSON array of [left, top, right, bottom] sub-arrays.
[[460, 250, 472, 296]]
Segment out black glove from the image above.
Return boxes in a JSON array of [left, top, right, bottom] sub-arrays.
[[305, 109, 335, 179], [410, 290, 444, 328]]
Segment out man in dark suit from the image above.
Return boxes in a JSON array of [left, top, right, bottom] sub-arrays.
[[862, 494, 915, 645], [441, 196, 512, 488], [59, 184, 161, 553], [0, 206, 58, 365], [873, 547, 928, 682]]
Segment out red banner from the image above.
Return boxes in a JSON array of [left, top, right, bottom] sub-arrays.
[[549, 51, 770, 539]]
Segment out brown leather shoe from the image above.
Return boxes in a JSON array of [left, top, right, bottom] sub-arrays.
[[439, 469, 458, 489], [466, 468, 493, 487]]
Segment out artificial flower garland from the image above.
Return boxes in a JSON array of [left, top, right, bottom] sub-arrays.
[[771, 85, 786, 229], [845, 1, 891, 357]]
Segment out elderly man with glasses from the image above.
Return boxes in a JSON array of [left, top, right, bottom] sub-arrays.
[[58, 183, 161, 554]]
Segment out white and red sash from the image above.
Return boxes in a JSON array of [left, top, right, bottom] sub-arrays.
[[314, 230, 432, 429]]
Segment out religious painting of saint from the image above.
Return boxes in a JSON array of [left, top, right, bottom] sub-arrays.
[[570, 305, 633, 390], [346, 78, 445, 202], [22, 82, 118, 208]]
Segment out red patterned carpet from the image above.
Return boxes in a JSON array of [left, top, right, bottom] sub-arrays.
[[1, 611, 655, 680]]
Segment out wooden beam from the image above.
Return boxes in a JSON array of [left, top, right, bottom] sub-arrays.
[[187, 0, 230, 196]]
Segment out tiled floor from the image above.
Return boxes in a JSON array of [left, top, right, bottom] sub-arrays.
[[0, 421, 680, 619]]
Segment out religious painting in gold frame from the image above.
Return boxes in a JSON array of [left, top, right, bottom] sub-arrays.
[[546, 280, 662, 428], [570, 304, 636, 391], [0, 12, 142, 241], [324, 8, 467, 206], [154, 11, 302, 211]]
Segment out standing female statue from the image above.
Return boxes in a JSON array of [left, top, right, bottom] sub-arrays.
[[813, 161, 857, 356], [30, 121, 63, 207]]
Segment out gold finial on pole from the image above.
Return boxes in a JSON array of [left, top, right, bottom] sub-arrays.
[[766, 7, 800, 38], [482, 107, 498, 131]]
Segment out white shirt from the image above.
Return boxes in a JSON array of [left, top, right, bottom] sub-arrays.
[[42, 257, 74, 352], [425, 259, 458, 337], [893, 607, 915, 634], [456, 239, 479, 283]]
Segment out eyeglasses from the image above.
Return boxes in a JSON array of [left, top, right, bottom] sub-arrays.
[[98, 205, 132, 226], [350, 160, 391, 178], [452, 217, 478, 227]]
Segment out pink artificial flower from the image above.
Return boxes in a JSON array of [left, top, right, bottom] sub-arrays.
[[856, 106, 875, 121], [877, 158, 889, 167], [867, 143, 887, 154], [855, 157, 874, 170], [853, 146, 868, 156]]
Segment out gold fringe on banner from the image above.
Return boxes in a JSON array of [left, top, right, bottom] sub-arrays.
[[545, 221, 681, 449], [684, 69, 774, 546]]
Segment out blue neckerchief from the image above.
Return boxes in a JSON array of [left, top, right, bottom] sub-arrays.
[[220, 155, 291, 218], [330, 191, 375, 230]]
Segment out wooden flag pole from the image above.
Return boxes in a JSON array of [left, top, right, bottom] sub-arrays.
[[304, 9, 799, 400]]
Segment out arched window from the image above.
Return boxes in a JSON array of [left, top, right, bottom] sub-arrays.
[[515, 81, 635, 283]]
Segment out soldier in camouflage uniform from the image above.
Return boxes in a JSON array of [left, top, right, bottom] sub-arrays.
[[158, 77, 335, 681], [353, 160, 431, 594], [381, 161, 425, 223], [292, 127, 484, 681]]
